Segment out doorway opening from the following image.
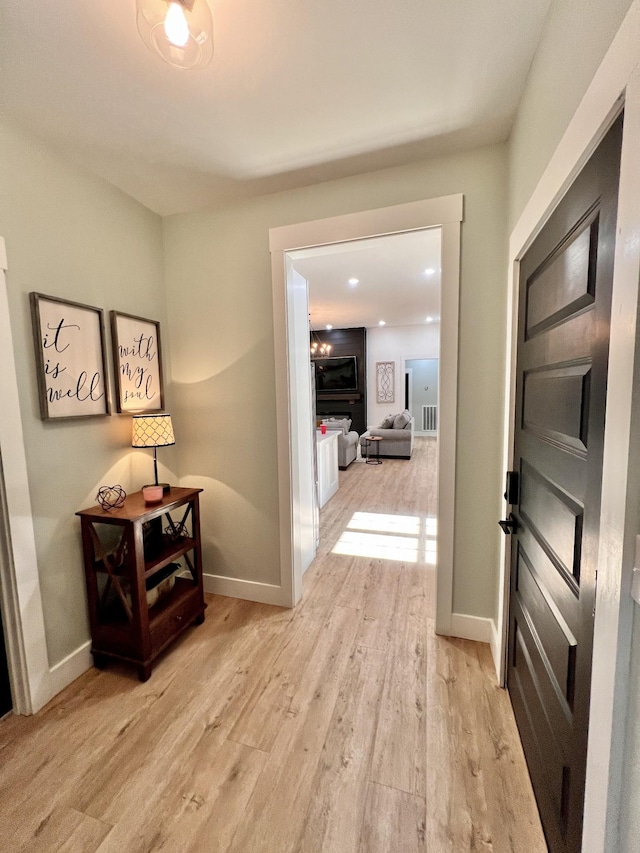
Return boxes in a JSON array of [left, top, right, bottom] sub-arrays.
[[269, 195, 462, 634], [288, 229, 442, 566], [405, 358, 438, 435]]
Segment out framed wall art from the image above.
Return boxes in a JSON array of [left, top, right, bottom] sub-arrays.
[[376, 361, 395, 404], [30, 293, 111, 420], [110, 311, 164, 413]]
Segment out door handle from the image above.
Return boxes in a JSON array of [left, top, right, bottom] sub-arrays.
[[498, 513, 518, 535]]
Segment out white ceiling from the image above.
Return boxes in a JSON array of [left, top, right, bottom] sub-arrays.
[[293, 229, 442, 330], [0, 0, 551, 216]]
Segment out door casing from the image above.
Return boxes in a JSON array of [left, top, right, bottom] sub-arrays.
[[269, 196, 463, 636], [0, 238, 48, 715]]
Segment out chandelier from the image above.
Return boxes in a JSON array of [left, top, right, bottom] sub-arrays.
[[310, 325, 332, 358]]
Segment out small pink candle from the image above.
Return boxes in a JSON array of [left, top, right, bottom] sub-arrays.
[[143, 485, 163, 504], [321, 424, 326, 434]]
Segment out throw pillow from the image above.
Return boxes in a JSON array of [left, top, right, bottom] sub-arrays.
[[379, 415, 395, 429], [393, 411, 411, 430]]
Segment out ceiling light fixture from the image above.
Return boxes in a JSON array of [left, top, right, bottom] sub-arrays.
[[424, 268, 435, 276], [136, 0, 214, 71], [348, 278, 359, 286], [326, 324, 333, 330], [309, 317, 332, 358], [426, 316, 433, 323], [378, 320, 386, 326]]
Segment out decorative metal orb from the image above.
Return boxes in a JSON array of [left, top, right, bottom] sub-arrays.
[[96, 485, 127, 511], [165, 521, 188, 541]]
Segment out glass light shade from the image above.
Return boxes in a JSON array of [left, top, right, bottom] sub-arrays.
[[136, 0, 214, 70], [165, 3, 190, 46], [132, 414, 176, 448]]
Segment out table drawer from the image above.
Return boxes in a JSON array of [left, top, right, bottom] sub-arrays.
[[149, 581, 201, 655]]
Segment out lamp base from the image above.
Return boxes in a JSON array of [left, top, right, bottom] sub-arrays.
[[143, 483, 171, 495]]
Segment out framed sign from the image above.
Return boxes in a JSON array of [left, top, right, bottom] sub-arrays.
[[30, 293, 111, 420], [376, 361, 395, 404], [110, 311, 164, 413]]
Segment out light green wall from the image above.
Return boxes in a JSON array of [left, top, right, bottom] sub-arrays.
[[163, 144, 508, 619], [509, 0, 634, 229], [0, 119, 167, 665]]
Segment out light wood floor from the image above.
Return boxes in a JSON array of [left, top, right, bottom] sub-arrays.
[[0, 438, 546, 852]]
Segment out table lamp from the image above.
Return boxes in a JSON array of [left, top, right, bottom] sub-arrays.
[[132, 413, 175, 494]]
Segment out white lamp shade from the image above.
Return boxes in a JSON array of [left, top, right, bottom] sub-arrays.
[[132, 414, 175, 448], [136, 0, 214, 70]]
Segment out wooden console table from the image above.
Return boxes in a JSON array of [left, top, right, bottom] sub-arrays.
[[77, 487, 205, 681]]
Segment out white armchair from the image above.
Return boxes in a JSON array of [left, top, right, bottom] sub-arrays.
[[320, 418, 359, 469]]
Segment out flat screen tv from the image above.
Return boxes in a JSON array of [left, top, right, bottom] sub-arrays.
[[314, 356, 358, 392]]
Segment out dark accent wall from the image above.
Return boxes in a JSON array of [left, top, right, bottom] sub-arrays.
[[311, 327, 367, 435]]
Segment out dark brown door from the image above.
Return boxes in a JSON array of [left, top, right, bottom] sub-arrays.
[[507, 114, 623, 853]]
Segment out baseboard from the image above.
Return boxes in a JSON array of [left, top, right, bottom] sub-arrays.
[[203, 573, 286, 606], [29, 577, 284, 713], [35, 640, 93, 712], [450, 612, 493, 644]]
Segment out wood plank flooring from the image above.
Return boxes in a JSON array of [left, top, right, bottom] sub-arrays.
[[0, 438, 547, 852]]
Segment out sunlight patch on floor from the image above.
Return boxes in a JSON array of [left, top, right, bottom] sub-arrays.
[[347, 511, 420, 535], [333, 512, 437, 564], [333, 531, 420, 562]]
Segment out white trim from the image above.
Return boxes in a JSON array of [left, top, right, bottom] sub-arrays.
[[269, 195, 463, 253], [499, 4, 640, 849], [0, 455, 32, 714], [270, 197, 463, 639], [203, 573, 284, 605], [0, 237, 51, 714], [586, 65, 640, 853], [434, 219, 461, 636], [450, 612, 493, 644], [46, 641, 92, 699], [270, 249, 298, 606]]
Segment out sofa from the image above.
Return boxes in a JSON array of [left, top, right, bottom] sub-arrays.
[[359, 410, 414, 459], [320, 418, 359, 469]]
